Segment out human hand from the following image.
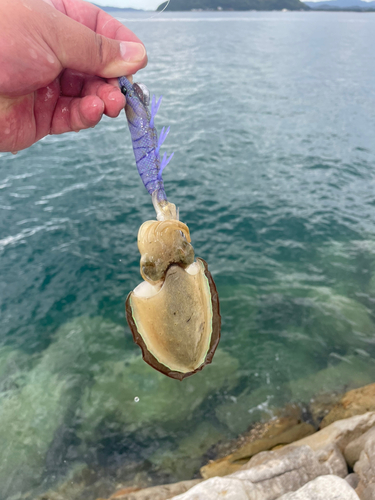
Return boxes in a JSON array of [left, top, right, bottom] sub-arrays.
[[0, 0, 147, 152]]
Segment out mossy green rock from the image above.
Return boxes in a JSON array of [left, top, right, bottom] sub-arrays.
[[216, 352, 375, 436], [318, 242, 355, 282], [79, 350, 239, 440], [0, 346, 32, 395], [289, 355, 375, 404], [367, 273, 375, 299], [215, 334, 321, 436], [0, 370, 75, 499], [218, 284, 258, 350], [42, 316, 126, 378], [0, 316, 125, 499], [316, 240, 375, 296], [149, 422, 225, 480], [306, 287, 375, 350], [215, 384, 291, 435]]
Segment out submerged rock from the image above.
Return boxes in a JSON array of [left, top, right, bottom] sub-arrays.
[[0, 316, 126, 500], [217, 283, 258, 361], [215, 353, 375, 436], [288, 356, 375, 408], [0, 345, 33, 394], [36, 462, 153, 500], [0, 369, 76, 498], [317, 240, 363, 297], [215, 384, 290, 435], [79, 349, 239, 440], [42, 315, 127, 378], [262, 283, 375, 354], [307, 287, 375, 351], [150, 422, 225, 481]]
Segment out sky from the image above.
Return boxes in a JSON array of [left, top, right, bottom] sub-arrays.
[[91, 0, 163, 9]]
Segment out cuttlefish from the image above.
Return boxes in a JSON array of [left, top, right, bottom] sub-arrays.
[[120, 76, 221, 380]]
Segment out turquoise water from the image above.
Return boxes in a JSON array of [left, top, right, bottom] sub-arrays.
[[1, 10, 375, 499]]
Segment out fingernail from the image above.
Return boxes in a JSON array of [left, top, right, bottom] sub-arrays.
[[120, 42, 146, 62]]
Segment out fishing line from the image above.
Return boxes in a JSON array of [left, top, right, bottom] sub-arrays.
[[146, 0, 170, 19], [119, 0, 170, 21]]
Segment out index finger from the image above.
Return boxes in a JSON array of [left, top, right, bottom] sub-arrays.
[[49, 0, 143, 42]]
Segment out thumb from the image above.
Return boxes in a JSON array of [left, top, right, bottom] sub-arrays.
[[47, 12, 147, 79]]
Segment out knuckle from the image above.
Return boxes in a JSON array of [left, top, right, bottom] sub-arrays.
[[94, 33, 105, 67]]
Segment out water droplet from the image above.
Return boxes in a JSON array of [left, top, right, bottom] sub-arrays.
[[134, 396, 139, 403]]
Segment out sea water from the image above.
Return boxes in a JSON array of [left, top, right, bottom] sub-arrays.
[[1, 11, 375, 499]]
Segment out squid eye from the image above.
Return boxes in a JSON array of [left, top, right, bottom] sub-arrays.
[[133, 83, 150, 106]]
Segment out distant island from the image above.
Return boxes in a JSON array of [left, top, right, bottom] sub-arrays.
[[156, 0, 375, 10], [157, 0, 309, 10], [306, 0, 375, 9], [93, 0, 375, 12]]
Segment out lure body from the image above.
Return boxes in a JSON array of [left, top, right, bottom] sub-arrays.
[[119, 76, 174, 210]]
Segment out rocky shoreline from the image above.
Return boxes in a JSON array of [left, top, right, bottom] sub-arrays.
[[101, 383, 375, 500]]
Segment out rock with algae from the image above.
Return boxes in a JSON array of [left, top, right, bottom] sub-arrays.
[[215, 384, 290, 436], [149, 422, 225, 481], [214, 339, 318, 436], [288, 355, 375, 405], [0, 345, 33, 395], [0, 368, 75, 499], [39, 315, 127, 378], [256, 284, 375, 354], [78, 349, 239, 441], [0, 316, 126, 500], [215, 352, 375, 436]]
